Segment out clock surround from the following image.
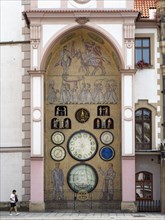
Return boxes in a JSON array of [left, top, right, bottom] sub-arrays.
[[67, 130, 98, 161]]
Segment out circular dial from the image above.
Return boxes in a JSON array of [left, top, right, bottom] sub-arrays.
[[75, 108, 90, 123], [67, 130, 98, 161], [51, 132, 65, 145], [100, 131, 114, 145], [50, 146, 66, 161], [99, 146, 115, 161], [73, 0, 90, 3], [67, 163, 98, 193]]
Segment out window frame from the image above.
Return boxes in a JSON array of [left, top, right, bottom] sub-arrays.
[[135, 38, 150, 64], [135, 34, 154, 69], [136, 171, 153, 201], [135, 108, 152, 151]]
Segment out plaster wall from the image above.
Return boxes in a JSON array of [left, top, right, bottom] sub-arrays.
[[0, 152, 23, 202], [134, 29, 160, 104], [122, 158, 135, 201], [37, 0, 130, 10], [134, 69, 159, 103], [42, 24, 67, 48], [0, 1, 24, 42], [135, 155, 161, 200], [104, 0, 126, 9], [0, 46, 24, 147], [38, 0, 61, 8], [98, 24, 123, 48]]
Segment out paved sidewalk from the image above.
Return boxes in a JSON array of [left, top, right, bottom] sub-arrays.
[[0, 211, 165, 220]]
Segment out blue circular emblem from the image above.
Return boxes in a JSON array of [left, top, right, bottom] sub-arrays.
[[99, 146, 115, 161]]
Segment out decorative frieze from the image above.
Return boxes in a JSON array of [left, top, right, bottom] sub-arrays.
[[31, 40, 40, 49], [123, 24, 135, 69], [30, 26, 41, 64], [123, 24, 135, 39], [75, 17, 89, 25], [30, 25, 41, 41], [124, 39, 134, 49]]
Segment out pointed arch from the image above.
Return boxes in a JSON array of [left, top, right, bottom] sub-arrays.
[[40, 25, 124, 71]]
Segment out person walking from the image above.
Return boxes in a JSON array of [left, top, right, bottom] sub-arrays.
[[9, 190, 19, 216]]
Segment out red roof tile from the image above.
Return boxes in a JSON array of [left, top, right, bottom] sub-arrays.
[[134, 0, 156, 18]]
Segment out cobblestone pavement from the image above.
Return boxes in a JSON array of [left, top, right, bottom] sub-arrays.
[[0, 211, 165, 220]]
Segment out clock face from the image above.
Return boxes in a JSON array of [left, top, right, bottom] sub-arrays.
[[99, 146, 115, 161], [100, 131, 114, 145], [50, 146, 66, 161], [67, 130, 98, 161], [51, 132, 65, 145], [67, 163, 98, 193]]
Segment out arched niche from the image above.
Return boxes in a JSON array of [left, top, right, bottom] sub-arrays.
[[44, 27, 122, 203]]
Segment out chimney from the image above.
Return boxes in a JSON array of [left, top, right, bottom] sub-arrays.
[[149, 7, 156, 19]]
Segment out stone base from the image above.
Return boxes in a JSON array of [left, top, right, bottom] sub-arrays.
[[29, 202, 45, 212], [121, 201, 137, 212], [45, 200, 121, 211]]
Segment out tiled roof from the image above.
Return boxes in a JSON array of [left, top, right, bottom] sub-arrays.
[[134, 0, 156, 18], [25, 9, 137, 13]]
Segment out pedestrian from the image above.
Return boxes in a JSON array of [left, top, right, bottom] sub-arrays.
[[9, 189, 19, 216]]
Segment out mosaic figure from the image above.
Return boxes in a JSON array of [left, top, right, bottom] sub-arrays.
[[83, 40, 107, 76], [55, 45, 72, 75], [47, 80, 56, 104], [71, 82, 79, 104], [86, 83, 93, 103], [79, 83, 87, 104], [52, 163, 64, 200], [98, 163, 116, 200], [93, 82, 104, 104], [104, 80, 118, 104], [60, 84, 68, 104]]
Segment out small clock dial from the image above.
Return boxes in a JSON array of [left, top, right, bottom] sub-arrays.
[[50, 146, 66, 161], [51, 132, 65, 145], [99, 146, 115, 161], [67, 130, 98, 161], [100, 131, 114, 145], [75, 108, 90, 123], [67, 163, 98, 193]]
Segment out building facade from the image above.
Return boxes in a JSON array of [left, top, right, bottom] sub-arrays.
[[0, 0, 165, 213]]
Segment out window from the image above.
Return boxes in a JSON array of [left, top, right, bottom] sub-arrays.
[[135, 38, 150, 65], [136, 171, 153, 200], [135, 108, 151, 150], [163, 54, 165, 65]]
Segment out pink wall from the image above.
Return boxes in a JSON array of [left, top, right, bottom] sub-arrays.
[[122, 157, 135, 201], [30, 158, 44, 202]]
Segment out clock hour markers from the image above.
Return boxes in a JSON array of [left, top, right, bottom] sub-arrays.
[[51, 132, 65, 145], [50, 146, 66, 161], [67, 130, 98, 161]]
